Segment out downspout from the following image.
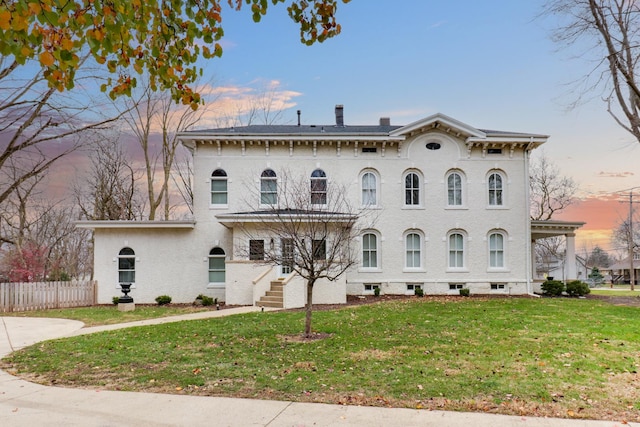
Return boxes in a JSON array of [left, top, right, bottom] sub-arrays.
[[524, 138, 536, 296]]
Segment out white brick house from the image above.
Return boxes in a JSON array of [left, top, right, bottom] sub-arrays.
[[78, 108, 582, 307]]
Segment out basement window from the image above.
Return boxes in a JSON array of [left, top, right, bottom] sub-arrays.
[[362, 147, 377, 153], [364, 283, 380, 293], [448, 283, 464, 290], [491, 283, 506, 290]]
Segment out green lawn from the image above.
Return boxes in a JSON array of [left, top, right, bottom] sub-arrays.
[[591, 288, 640, 297], [1, 305, 215, 327], [2, 297, 640, 421]]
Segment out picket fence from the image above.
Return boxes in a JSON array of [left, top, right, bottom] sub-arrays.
[[0, 280, 97, 313]]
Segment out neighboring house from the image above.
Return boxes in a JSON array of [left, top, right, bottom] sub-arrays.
[[77, 107, 584, 307], [608, 253, 640, 285]]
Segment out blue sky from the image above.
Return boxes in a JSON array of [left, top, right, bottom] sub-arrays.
[[193, 0, 640, 252], [208, 1, 638, 193]]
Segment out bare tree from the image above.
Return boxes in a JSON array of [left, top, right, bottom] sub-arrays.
[[545, 0, 640, 144], [171, 150, 194, 218], [0, 176, 93, 281], [120, 80, 213, 220], [0, 57, 122, 215], [74, 134, 144, 221], [530, 152, 579, 220], [238, 172, 361, 337], [212, 82, 297, 128]]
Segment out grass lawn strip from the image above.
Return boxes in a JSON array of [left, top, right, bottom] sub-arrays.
[[2, 298, 639, 422]]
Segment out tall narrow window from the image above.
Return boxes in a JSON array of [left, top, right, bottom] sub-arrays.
[[310, 169, 327, 205], [447, 172, 462, 206], [488, 172, 503, 206], [448, 233, 464, 268], [489, 233, 505, 268], [405, 172, 420, 206], [210, 169, 228, 205], [361, 172, 377, 206], [118, 247, 135, 284], [208, 247, 226, 283], [406, 233, 421, 268], [249, 240, 265, 261], [312, 239, 326, 260], [260, 169, 277, 205], [362, 233, 378, 268], [281, 238, 294, 274]]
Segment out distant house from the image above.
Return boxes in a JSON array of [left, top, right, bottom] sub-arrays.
[[77, 107, 584, 307], [608, 253, 640, 285]]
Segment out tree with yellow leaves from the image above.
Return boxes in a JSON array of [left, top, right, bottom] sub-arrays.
[[0, 0, 349, 109]]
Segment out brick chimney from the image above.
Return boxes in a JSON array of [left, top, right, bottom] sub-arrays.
[[335, 104, 344, 127], [379, 117, 391, 126]]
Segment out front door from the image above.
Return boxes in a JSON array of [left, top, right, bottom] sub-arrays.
[[280, 238, 294, 276]]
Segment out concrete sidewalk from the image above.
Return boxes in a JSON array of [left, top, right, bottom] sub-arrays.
[[0, 309, 636, 427]]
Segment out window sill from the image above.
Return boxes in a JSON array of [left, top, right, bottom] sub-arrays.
[[402, 206, 424, 210], [358, 268, 382, 273], [444, 206, 468, 210], [403, 268, 425, 273], [207, 283, 226, 289], [486, 205, 509, 210], [209, 205, 229, 210], [487, 268, 510, 273], [446, 268, 469, 273]]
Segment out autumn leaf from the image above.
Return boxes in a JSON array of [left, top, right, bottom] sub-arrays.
[[39, 51, 55, 67], [0, 10, 10, 31]]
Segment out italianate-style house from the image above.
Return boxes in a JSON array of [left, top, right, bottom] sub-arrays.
[[78, 107, 584, 307]]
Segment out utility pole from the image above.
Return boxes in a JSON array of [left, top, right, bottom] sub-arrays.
[[621, 191, 638, 290]]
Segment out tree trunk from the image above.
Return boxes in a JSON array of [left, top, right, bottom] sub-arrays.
[[305, 280, 314, 338]]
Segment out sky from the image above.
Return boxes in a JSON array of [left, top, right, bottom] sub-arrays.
[[40, 1, 640, 257], [195, 0, 640, 257]]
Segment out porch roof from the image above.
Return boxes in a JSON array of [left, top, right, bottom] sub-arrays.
[[531, 220, 585, 240], [216, 209, 358, 227]]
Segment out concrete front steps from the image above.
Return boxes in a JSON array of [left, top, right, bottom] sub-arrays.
[[256, 281, 284, 308]]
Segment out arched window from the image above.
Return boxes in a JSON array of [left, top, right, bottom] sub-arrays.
[[489, 232, 505, 268], [488, 172, 503, 206], [310, 169, 327, 205], [260, 169, 277, 205], [361, 171, 377, 206], [118, 247, 135, 284], [210, 169, 228, 205], [362, 232, 378, 269], [209, 247, 226, 283], [448, 232, 465, 268], [405, 232, 421, 268], [447, 171, 463, 206], [404, 172, 421, 206]]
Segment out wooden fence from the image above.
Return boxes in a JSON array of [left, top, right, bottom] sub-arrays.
[[0, 280, 97, 313]]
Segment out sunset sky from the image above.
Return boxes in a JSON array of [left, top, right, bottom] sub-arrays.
[[50, 1, 640, 257]]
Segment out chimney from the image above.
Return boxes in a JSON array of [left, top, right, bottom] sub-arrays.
[[335, 104, 344, 127], [379, 117, 391, 126]]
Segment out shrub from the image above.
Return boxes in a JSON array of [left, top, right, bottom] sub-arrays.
[[459, 288, 470, 297], [414, 287, 424, 297], [565, 280, 590, 297], [541, 279, 564, 297], [112, 296, 120, 305], [202, 296, 215, 306], [373, 286, 381, 297], [155, 295, 172, 305]]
